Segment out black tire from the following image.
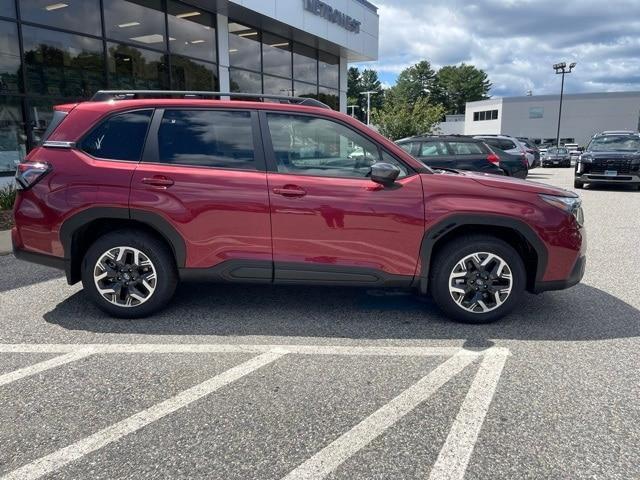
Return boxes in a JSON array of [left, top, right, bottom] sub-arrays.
[[574, 179, 584, 189], [429, 235, 526, 324], [81, 229, 178, 318]]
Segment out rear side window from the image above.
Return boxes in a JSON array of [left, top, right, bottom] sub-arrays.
[[448, 142, 484, 155], [157, 110, 256, 170], [39, 110, 68, 145], [81, 110, 152, 161]]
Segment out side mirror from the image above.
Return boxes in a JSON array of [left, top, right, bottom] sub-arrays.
[[370, 162, 401, 186]]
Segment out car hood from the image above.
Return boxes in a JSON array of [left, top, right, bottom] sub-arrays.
[[465, 171, 577, 197]]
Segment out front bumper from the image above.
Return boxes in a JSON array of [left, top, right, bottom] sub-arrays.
[[575, 172, 640, 185], [533, 254, 586, 293]]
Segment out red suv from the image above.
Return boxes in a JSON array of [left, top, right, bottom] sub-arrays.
[[11, 91, 586, 323]]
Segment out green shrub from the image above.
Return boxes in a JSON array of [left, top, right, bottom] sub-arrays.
[[0, 183, 17, 210]]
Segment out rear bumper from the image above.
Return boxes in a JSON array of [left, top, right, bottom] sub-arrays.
[[12, 228, 72, 281], [533, 254, 586, 293]]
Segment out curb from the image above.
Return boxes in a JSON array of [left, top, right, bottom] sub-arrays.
[[0, 229, 11, 256]]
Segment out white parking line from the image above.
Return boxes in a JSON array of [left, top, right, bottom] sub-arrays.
[[428, 348, 509, 480], [0, 350, 94, 387], [0, 343, 464, 357], [1, 351, 285, 480], [281, 349, 482, 480]]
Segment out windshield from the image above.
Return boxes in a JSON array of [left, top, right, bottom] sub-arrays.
[[588, 135, 640, 152], [549, 148, 568, 154]]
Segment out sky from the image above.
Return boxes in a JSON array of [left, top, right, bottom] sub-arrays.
[[354, 0, 640, 98]]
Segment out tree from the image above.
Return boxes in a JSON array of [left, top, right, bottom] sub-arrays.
[[373, 96, 445, 141], [391, 60, 438, 105], [346, 66, 383, 122], [435, 64, 492, 114]]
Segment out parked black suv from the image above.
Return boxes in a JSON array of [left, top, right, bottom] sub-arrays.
[[397, 135, 527, 178], [574, 131, 640, 189]]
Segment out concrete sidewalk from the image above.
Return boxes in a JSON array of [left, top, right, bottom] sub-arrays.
[[0, 229, 11, 255]]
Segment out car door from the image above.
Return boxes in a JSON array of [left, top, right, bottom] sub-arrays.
[[261, 111, 425, 284], [129, 107, 272, 278]]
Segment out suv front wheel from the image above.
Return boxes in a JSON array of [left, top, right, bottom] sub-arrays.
[[429, 235, 526, 323], [81, 230, 178, 318]]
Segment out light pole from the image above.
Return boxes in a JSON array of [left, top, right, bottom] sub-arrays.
[[347, 105, 359, 118], [553, 62, 576, 148], [360, 90, 377, 126]]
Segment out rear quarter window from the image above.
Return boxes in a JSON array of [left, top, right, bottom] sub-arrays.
[[80, 110, 153, 161]]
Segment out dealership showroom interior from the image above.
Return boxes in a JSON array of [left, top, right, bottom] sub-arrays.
[[1, 1, 639, 479]]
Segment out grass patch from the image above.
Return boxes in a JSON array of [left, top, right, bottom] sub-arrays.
[[0, 184, 16, 230], [0, 184, 16, 211]]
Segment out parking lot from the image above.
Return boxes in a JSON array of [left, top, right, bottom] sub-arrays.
[[1, 167, 639, 480]]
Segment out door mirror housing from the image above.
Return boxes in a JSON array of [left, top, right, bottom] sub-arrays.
[[370, 162, 401, 186]]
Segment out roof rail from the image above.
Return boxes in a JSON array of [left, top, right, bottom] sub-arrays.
[[90, 90, 332, 109]]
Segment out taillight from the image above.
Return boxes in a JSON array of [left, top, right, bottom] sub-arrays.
[[521, 155, 529, 168], [15, 162, 51, 190], [487, 153, 500, 166]]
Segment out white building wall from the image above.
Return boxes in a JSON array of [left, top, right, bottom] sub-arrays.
[[499, 92, 640, 145], [464, 98, 503, 136], [463, 92, 640, 146]]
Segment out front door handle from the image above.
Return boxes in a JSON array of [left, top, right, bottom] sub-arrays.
[[272, 185, 307, 198], [141, 176, 174, 188]]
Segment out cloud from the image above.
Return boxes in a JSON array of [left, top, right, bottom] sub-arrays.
[[354, 0, 640, 97]]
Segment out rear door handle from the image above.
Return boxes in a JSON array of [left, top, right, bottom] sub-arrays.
[[141, 176, 174, 188], [272, 186, 307, 198]]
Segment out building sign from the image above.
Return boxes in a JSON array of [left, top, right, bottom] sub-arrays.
[[303, 0, 361, 33]]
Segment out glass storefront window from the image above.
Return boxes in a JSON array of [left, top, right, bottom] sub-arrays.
[[229, 68, 261, 94], [25, 97, 68, 146], [22, 25, 105, 98], [171, 55, 217, 91], [262, 33, 291, 78], [0, 96, 26, 174], [19, 0, 102, 36], [318, 86, 339, 110], [104, 0, 166, 50], [0, 20, 20, 93], [0, 1, 15, 18], [294, 81, 317, 100], [293, 43, 317, 84], [263, 75, 292, 96], [228, 22, 260, 72], [167, 1, 216, 63], [319, 51, 339, 89], [107, 42, 169, 89]]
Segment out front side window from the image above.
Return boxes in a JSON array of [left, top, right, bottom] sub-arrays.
[[81, 110, 152, 161], [157, 110, 256, 170], [266, 113, 407, 178]]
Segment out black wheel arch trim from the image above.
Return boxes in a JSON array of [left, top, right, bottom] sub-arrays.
[[415, 214, 548, 294], [60, 207, 187, 284]]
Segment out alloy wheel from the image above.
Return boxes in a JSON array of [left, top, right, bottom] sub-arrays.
[[93, 246, 157, 307], [448, 252, 513, 314]]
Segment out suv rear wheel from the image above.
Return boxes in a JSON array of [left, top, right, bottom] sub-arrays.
[[81, 230, 178, 318], [429, 235, 526, 323]]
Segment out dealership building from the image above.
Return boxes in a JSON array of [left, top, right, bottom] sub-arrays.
[[0, 0, 380, 177], [439, 91, 640, 146]]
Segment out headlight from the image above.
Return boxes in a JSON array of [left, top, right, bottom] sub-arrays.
[[540, 194, 584, 226]]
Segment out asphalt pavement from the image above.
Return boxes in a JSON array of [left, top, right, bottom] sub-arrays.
[[0, 167, 638, 480]]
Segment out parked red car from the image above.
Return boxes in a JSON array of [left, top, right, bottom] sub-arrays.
[[12, 91, 586, 323]]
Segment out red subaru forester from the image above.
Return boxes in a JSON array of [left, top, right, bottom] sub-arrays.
[[11, 91, 586, 323]]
